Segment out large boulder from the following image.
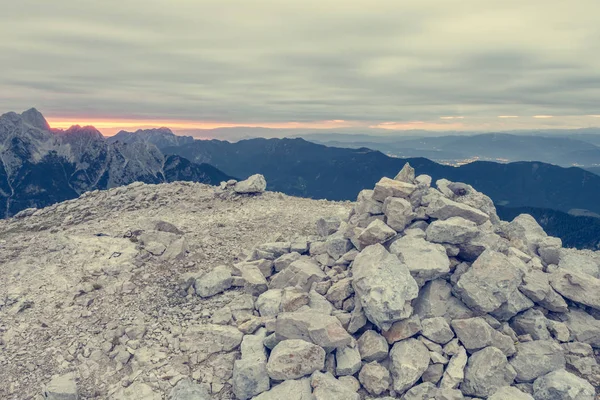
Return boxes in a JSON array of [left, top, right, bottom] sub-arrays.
[[461, 346, 517, 397], [550, 268, 600, 311], [532, 369, 595, 400], [352, 244, 419, 330], [509, 340, 566, 383], [234, 174, 267, 194], [267, 339, 325, 380], [455, 250, 524, 313], [389, 236, 450, 285], [389, 338, 430, 394]]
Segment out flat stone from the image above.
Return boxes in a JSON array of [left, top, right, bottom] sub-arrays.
[[372, 177, 417, 201], [233, 359, 270, 399], [253, 379, 313, 400], [275, 311, 353, 350], [240, 264, 269, 295], [426, 216, 480, 245], [488, 386, 534, 400], [382, 314, 422, 344], [389, 236, 450, 285], [426, 196, 490, 225], [316, 216, 342, 237], [357, 219, 396, 248], [169, 378, 211, 400], [510, 340, 566, 383], [44, 373, 78, 400], [550, 268, 600, 311], [511, 309, 551, 340], [273, 252, 302, 272], [421, 317, 455, 344], [267, 339, 325, 380], [195, 265, 232, 298]]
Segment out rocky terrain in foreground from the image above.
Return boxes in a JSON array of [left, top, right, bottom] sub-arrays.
[[1, 167, 599, 399]]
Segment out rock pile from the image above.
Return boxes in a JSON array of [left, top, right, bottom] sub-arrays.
[[193, 163, 599, 399]]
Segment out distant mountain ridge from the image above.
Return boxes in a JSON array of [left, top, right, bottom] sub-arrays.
[[108, 127, 195, 148], [0, 109, 233, 218]]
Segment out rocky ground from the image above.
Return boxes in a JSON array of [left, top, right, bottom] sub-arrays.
[[1, 168, 600, 400], [0, 178, 350, 399]]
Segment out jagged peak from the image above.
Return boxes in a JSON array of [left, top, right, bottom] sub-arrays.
[[20, 107, 50, 131]]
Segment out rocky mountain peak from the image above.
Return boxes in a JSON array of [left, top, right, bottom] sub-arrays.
[[20, 107, 50, 131]]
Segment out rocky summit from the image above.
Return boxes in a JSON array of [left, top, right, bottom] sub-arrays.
[[1, 165, 599, 400]]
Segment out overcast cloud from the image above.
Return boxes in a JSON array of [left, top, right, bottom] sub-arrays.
[[1, 0, 600, 131]]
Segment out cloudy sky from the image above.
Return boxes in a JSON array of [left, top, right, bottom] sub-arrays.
[[2, 0, 600, 134]]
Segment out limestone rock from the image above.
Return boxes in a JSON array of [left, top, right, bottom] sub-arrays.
[[505, 214, 547, 255], [357, 330, 389, 362], [382, 314, 422, 344], [389, 236, 450, 285], [550, 268, 600, 311], [169, 378, 211, 400], [511, 309, 551, 341], [488, 386, 534, 400], [426, 217, 480, 245], [561, 309, 600, 348], [234, 174, 267, 194], [233, 358, 270, 399], [316, 216, 341, 237], [426, 197, 490, 225], [359, 362, 391, 395], [461, 346, 517, 398], [352, 244, 419, 330], [253, 379, 313, 400], [510, 340, 566, 383], [421, 317, 455, 344], [440, 346, 468, 389], [414, 279, 473, 321], [274, 252, 302, 272], [532, 369, 595, 400], [335, 346, 362, 376], [455, 250, 524, 313], [394, 163, 415, 183], [194, 265, 232, 298], [275, 311, 353, 349], [357, 219, 396, 248], [372, 177, 417, 201], [267, 339, 326, 380], [389, 338, 430, 394], [270, 258, 326, 292], [383, 197, 414, 231], [311, 371, 360, 400], [240, 263, 269, 295], [44, 373, 78, 400]]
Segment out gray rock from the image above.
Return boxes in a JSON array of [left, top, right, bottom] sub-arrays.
[[389, 338, 430, 394], [357, 330, 389, 362], [169, 378, 211, 400], [440, 346, 468, 389], [241, 329, 268, 362], [44, 373, 78, 400], [233, 358, 270, 399], [372, 177, 417, 201], [335, 346, 362, 376], [253, 379, 313, 400], [558, 248, 600, 278], [234, 174, 267, 194], [355, 189, 384, 215], [357, 219, 396, 248], [512, 309, 551, 340], [520, 269, 569, 313], [422, 363, 444, 384], [488, 386, 534, 400], [316, 216, 342, 237], [402, 383, 438, 400], [414, 279, 473, 321], [326, 278, 354, 304], [561, 309, 600, 348], [455, 250, 524, 313], [256, 289, 283, 317], [240, 263, 269, 295], [491, 289, 535, 321], [273, 252, 302, 272], [505, 214, 548, 255], [461, 346, 517, 398], [275, 311, 353, 350], [550, 268, 600, 311], [389, 236, 450, 285], [421, 317, 455, 344], [451, 317, 512, 354], [194, 265, 232, 298], [308, 290, 334, 315], [311, 371, 360, 400], [394, 163, 415, 183], [415, 174, 432, 187], [532, 369, 595, 400], [270, 258, 326, 292], [325, 235, 352, 260], [267, 339, 325, 380], [510, 340, 566, 383], [426, 197, 490, 225], [426, 217, 480, 245], [382, 314, 422, 344], [352, 244, 419, 330], [359, 361, 391, 395], [383, 197, 414, 231]]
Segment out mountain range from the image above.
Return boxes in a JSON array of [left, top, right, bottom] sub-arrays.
[[0, 109, 232, 218], [3, 108, 600, 249]]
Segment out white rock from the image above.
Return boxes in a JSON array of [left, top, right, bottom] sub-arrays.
[[372, 177, 417, 201], [390, 236, 450, 285], [234, 174, 267, 194], [426, 196, 490, 225], [426, 216, 480, 245], [44, 373, 78, 400]]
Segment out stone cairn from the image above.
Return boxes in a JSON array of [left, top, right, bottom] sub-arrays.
[[193, 164, 599, 400]]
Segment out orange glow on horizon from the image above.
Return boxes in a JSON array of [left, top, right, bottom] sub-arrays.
[[45, 118, 365, 134]]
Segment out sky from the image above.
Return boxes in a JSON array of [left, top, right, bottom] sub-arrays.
[[2, 0, 600, 134]]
